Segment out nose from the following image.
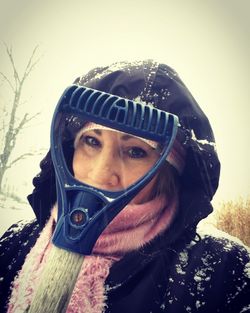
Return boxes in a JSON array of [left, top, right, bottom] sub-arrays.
[[87, 151, 120, 190]]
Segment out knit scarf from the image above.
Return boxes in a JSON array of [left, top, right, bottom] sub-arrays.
[[8, 196, 177, 313]]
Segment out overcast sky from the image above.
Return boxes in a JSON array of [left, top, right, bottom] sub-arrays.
[[0, 0, 249, 212]]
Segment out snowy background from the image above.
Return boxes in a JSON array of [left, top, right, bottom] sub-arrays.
[[0, 0, 249, 236]]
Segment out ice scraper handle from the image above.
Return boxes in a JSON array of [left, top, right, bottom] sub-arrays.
[[50, 85, 179, 255]]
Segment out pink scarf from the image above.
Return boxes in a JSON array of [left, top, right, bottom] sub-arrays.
[[8, 196, 177, 313]]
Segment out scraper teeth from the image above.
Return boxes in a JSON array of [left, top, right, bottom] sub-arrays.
[[62, 85, 177, 143]]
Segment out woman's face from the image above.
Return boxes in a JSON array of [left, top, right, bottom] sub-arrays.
[[73, 129, 160, 204]]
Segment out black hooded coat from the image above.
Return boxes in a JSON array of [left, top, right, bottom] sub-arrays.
[[0, 60, 249, 312]]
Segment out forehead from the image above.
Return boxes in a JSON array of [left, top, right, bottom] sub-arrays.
[[90, 129, 139, 141], [77, 122, 158, 148]]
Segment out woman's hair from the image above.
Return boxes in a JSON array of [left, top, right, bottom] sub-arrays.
[[150, 161, 180, 201]]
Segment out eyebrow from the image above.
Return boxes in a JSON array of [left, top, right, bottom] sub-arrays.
[[93, 129, 137, 141], [93, 129, 102, 135], [121, 134, 136, 141]]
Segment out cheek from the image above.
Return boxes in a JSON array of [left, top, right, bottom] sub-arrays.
[[131, 177, 157, 204], [73, 151, 89, 180], [121, 162, 156, 188]]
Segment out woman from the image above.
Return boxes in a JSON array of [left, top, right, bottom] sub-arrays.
[[0, 60, 249, 312]]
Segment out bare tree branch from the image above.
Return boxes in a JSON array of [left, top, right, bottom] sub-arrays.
[[12, 113, 28, 137], [6, 147, 45, 169], [4, 43, 20, 86], [0, 44, 41, 193], [24, 112, 41, 124], [0, 105, 7, 137], [24, 45, 39, 72], [6, 152, 37, 168], [13, 112, 41, 137], [0, 71, 15, 92], [0, 115, 6, 134], [22, 45, 41, 82]]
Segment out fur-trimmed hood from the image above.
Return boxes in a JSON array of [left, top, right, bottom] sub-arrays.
[[28, 60, 220, 242]]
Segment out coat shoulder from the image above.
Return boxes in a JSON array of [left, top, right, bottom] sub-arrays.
[[194, 226, 250, 266], [0, 219, 40, 313], [0, 219, 40, 261], [180, 227, 250, 312]]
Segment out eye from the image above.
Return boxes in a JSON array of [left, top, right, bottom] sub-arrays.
[[82, 135, 101, 148], [127, 147, 147, 159]]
